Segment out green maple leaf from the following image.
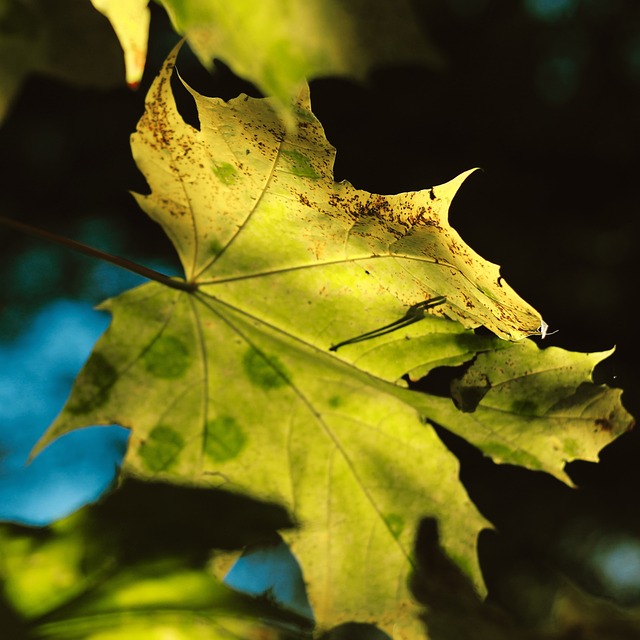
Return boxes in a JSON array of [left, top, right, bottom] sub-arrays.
[[35, 46, 631, 636]]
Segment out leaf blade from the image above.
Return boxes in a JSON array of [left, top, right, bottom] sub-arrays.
[[36, 48, 630, 636]]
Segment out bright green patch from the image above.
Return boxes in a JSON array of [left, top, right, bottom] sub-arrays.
[[204, 416, 247, 462], [243, 348, 289, 390], [208, 238, 224, 257], [139, 425, 184, 472], [143, 335, 191, 379], [66, 353, 117, 414], [280, 149, 319, 179], [211, 161, 239, 185]]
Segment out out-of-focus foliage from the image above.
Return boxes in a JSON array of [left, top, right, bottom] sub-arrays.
[[411, 518, 640, 640], [0, 0, 124, 122], [0, 478, 312, 639], [113, 0, 441, 122]]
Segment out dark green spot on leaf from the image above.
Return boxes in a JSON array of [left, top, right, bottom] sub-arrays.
[[384, 513, 405, 539], [328, 395, 343, 408], [211, 161, 239, 185], [453, 331, 502, 353], [293, 103, 316, 123], [143, 335, 191, 379], [281, 149, 319, 179], [205, 416, 247, 462], [208, 238, 224, 257], [511, 399, 539, 416], [243, 348, 289, 390], [140, 425, 184, 472], [66, 353, 117, 414]]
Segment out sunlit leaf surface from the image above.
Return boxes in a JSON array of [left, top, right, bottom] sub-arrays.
[[36, 46, 631, 636]]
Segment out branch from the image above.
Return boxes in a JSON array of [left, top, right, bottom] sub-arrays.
[[0, 216, 197, 293]]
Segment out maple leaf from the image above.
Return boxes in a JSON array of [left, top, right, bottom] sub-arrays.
[[35, 46, 630, 636]]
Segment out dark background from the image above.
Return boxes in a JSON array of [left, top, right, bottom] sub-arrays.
[[2, 0, 640, 631]]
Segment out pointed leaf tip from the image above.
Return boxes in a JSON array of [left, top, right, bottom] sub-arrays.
[[90, 0, 150, 87]]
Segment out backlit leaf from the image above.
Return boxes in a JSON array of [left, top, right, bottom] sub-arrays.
[[447, 340, 631, 472], [0, 0, 124, 123], [35, 46, 630, 636]]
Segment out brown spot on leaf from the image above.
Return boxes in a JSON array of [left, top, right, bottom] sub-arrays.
[[298, 193, 311, 208], [595, 418, 613, 431]]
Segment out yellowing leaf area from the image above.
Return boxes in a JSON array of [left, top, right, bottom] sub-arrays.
[[35, 46, 632, 637]]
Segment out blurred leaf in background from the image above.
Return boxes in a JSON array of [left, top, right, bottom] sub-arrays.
[[155, 0, 442, 122], [0, 0, 126, 123], [411, 517, 640, 640], [0, 477, 312, 639], [94, 0, 442, 122]]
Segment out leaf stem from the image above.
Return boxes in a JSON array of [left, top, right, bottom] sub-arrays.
[[0, 216, 197, 293]]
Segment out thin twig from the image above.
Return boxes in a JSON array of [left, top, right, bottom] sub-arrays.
[[0, 216, 197, 293]]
